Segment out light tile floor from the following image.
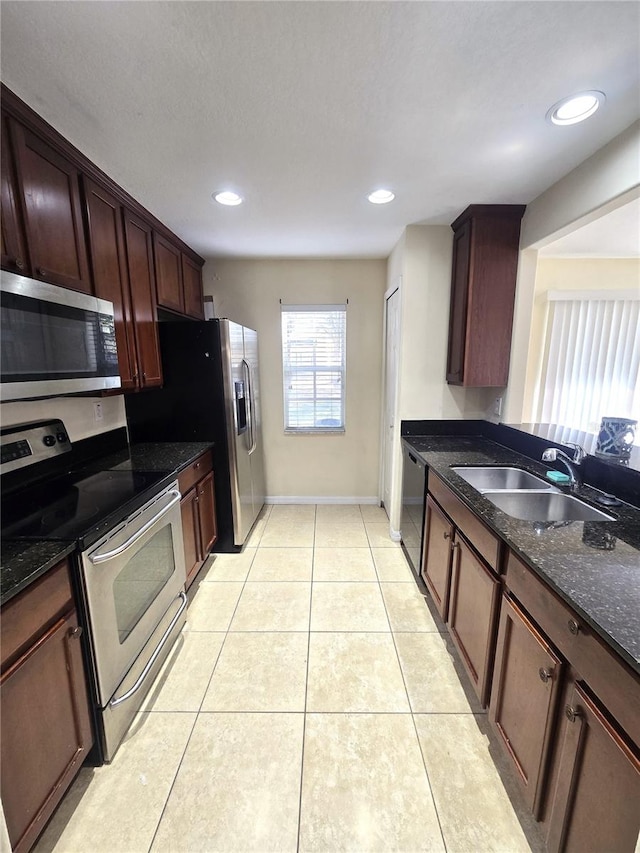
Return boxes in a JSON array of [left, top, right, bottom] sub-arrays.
[[35, 504, 545, 853]]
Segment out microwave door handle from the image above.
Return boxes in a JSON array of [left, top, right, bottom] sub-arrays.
[[109, 592, 187, 708], [89, 490, 181, 565]]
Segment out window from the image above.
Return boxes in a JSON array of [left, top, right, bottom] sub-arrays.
[[534, 292, 640, 437], [281, 304, 347, 432]]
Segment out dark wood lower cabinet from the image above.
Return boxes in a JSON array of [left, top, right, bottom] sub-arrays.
[[447, 533, 500, 707], [179, 455, 218, 589], [490, 594, 563, 817], [420, 495, 454, 620], [546, 682, 640, 853], [1, 561, 93, 853]]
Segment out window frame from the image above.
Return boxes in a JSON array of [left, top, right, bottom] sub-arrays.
[[281, 303, 347, 434]]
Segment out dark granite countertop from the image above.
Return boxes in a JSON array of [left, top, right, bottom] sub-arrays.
[[403, 435, 640, 675], [1, 441, 214, 607], [0, 539, 77, 606]]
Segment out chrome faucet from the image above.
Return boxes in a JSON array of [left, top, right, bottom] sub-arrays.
[[542, 447, 584, 491]]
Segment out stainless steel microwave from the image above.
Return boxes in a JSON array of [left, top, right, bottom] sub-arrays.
[[1, 272, 121, 401]]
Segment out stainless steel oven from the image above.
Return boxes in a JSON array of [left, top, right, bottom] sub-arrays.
[[79, 480, 186, 761], [0, 271, 120, 400]]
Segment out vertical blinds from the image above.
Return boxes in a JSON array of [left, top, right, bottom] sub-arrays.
[[281, 304, 347, 432], [536, 295, 640, 436]]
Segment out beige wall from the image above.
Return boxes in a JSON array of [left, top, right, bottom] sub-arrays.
[[0, 395, 126, 441], [505, 120, 640, 423], [522, 258, 640, 421], [204, 259, 386, 501]]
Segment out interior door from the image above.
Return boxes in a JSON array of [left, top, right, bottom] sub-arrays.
[[383, 284, 401, 517]]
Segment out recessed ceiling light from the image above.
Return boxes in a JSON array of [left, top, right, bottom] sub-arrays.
[[367, 189, 395, 204], [546, 91, 605, 126], [213, 191, 243, 206]]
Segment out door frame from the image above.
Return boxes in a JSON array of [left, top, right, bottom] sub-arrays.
[[379, 277, 402, 538]]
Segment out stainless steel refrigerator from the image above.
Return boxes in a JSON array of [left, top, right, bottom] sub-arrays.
[[125, 318, 266, 551]]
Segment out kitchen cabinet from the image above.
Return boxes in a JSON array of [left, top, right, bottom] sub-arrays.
[[178, 451, 218, 589], [5, 115, 92, 293], [154, 233, 205, 319], [493, 549, 640, 848], [83, 177, 163, 391], [122, 209, 163, 389], [1, 113, 29, 275], [421, 471, 502, 706], [489, 593, 564, 816], [545, 681, 640, 853], [446, 204, 525, 387], [1, 559, 93, 853]]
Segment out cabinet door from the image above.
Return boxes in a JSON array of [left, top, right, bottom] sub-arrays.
[[197, 470, 218, 555], [10, 120, 92, 293], [181, 487, 202, 588], [421, 495, 454, 620], [447, 533, 500, 707], [182, 253, 204, 319], [123, 210, 163, 388], [83, 177, 138, 390], [445, 219, 471, 384], [490, 594, 564, 816], [1, 113, 30, 274], [153, 232, 183, 313], [546, 683, 640, 853], [1, 609, 93, 853]]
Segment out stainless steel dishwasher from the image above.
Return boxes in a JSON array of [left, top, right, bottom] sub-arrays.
[[400, 442, 427, 577]]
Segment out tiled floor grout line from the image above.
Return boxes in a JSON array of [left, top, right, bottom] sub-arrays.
[[296, 502, 316, 853], [146, 540, 260, 852]]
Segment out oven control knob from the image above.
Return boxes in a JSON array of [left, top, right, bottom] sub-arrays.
[[57, 432, 68, 443], [42, 434, 56, 447]]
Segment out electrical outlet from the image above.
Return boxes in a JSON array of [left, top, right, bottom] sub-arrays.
[[94, 401, 103, 422], [494, 396, 503, 417]]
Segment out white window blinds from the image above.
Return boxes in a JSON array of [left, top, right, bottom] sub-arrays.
[[281, 304, 347, 432], [536, 294, 640, 436]]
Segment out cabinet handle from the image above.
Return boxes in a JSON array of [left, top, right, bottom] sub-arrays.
[[14, 257, 24, 270], [37, 267, 46, 276], [567, 619, 580, 636], [538, 667, 553, 684], [565, 705, 581, 723], [452, 541, 460, 550], [443, 531, 451, 540], [69, 625, 83, 639], [194, 462, 201, 469]]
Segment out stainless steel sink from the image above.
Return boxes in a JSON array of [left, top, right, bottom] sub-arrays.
[[481, 491, 615, 522], [451, 466, 557, 492]]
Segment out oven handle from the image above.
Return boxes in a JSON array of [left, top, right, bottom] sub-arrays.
[[89, 489, 182, 565], [109, 591, 187, 709]]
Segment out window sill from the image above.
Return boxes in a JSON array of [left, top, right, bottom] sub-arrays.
[[284, 429, 345, 435]]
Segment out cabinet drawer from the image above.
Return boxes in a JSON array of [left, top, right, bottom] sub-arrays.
[[178, 450, 213, 495], [1, 559, 73, 670], [428, 472, 501, 571], [505, 550, 640, 746]]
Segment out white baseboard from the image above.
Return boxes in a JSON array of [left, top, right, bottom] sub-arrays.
[[265, 496, 380, 505]]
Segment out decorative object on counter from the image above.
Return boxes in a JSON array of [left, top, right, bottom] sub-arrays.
[[595, 416, 637, 462]]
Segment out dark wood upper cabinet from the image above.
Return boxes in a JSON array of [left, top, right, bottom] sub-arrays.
[[490, 593, 563, 817], [1, 113, 30, 275], [546, 682, 640, 853], [153, 232, 183, 313], [123, 210, 163, 389], [8, 119, 92, 293], [446, 204, 525, 387], [83, 177, 138, 390], [182, 252, 205, 319]]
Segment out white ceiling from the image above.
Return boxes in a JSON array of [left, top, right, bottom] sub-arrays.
[[1, 1, 639, 260], [539, 197, 640, 257]]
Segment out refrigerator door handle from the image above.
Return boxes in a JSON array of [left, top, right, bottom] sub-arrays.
[[242, 359, 257, 454]]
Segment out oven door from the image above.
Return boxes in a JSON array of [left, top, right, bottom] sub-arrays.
[[80, 481, 186, 707]]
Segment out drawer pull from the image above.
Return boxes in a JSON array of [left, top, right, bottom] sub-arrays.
[[565, 704, 581, 723], [538, 667, 553, 684], [568, 619, 580, 636], [69, 625, 83, 639], [15, 257, 24, 270], [443, 531, 451, 540], [194, 462, 201, 469], [37, 267, 46, 276]]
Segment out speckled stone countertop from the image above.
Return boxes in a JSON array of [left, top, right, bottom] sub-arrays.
[[403, 435, 640, 675], [0, 540, 77, 606], [1, 441, 213, 607]]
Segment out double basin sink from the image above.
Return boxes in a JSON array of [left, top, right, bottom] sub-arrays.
[[451, 466, 614, 523]]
